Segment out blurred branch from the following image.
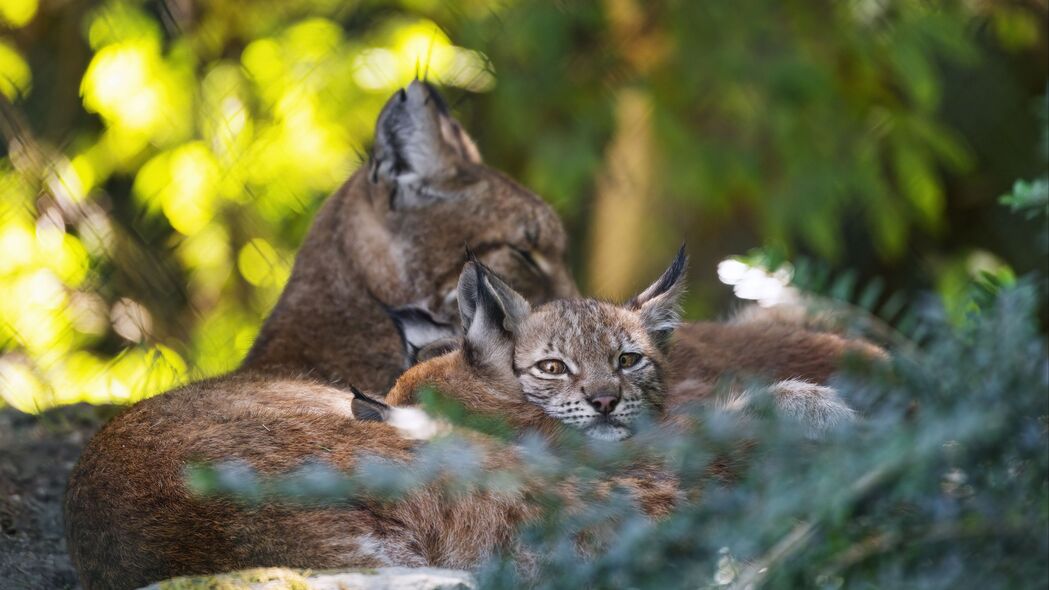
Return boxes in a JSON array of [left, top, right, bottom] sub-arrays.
[[0, 92, 48, 177], [728, 462, 897, 590]]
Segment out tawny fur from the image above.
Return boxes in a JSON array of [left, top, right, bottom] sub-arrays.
[[668, 319, 886, 392], [65, 354, 680, 589], [68, 375, 489, 588]]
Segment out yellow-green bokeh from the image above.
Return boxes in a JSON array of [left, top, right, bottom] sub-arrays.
[[1, 1, 499, 412]]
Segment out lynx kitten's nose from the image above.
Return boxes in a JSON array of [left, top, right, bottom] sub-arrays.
[[589, 395, 619, 415]]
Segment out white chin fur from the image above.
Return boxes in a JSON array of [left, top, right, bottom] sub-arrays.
[[584, 423, 632, 441]]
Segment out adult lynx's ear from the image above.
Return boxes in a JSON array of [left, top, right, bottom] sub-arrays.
[[457, 258, 531, 369], [371, 80, 481, 198], [627, 244, 688, 349], [387, 305, 460, 366]]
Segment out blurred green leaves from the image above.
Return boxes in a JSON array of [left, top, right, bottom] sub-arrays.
[[0, 40, 31, 99], [0, 0, 37, 29], [0, 0, 503, 411]]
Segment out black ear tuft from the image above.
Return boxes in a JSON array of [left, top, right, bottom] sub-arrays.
[[420, 80, 450, 114], [349, 385, 391, 422], [627, 243, 688, 310], [627, 243, 688, 348], [456, 260, 482, 333]]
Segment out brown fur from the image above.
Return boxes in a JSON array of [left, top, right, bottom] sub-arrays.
[[66, 254, 693, 589], [66, 256, 884, 589], [665, 320, 887, 411], [65, 372, 515, 588]]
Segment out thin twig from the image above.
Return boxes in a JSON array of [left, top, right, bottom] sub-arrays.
[[727, 463, 898, 589]]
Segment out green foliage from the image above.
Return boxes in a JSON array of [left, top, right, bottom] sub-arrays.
[[0, 0, 500, 410], [466, 0, 986, 257], [1001, 178, 1049, 218], [999, 92, 1048, 254]]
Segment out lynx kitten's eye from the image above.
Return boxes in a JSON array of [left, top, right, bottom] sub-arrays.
[[536, 359, 568, 375], [618, 352, 642, 369]]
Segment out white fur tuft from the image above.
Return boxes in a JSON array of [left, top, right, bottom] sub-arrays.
[[387, 407, 450, 441]]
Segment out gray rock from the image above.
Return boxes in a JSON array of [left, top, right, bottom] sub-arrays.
[[298, 567, 475, 590], [137, 566, 476, 590]]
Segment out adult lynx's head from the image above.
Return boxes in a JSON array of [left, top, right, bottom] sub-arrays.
[[244, 81, 576, 389], [396, 247, 688, 440], [366, 80, 576, 318]]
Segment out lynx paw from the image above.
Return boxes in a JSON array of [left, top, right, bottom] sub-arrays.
[[768, 379, 857, 438], [718, 379, 857, 439]]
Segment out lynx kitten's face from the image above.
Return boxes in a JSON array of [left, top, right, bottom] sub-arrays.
[[395, 246, 686, 441], [513, 300, 668, 441]]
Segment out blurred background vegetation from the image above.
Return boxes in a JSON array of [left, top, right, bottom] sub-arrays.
[[0, 0, 1046, 412]]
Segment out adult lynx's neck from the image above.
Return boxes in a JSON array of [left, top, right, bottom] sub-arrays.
[[239, 172, 405, 393]]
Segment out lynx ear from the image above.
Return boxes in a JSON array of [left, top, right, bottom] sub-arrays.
[[457, 259, 530, 368], [387, 305, 460, 366], [371, 80, 481, 199], [348, 386, 391, 422], [627, 244, 688, 348]]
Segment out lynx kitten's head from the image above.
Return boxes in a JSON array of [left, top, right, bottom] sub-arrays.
[[399, 247, 688, 440]]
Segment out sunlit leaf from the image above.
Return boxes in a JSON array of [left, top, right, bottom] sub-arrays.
[[80, 37, 194, 150], [0, 0, 37, 28], [85, 1, 161, 50], [134, 143, 222, 235], [0, 357, 45, 412], [237, 238, 290, 288], [0, 40, 31, 99], [81, 41, 165, 132]]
